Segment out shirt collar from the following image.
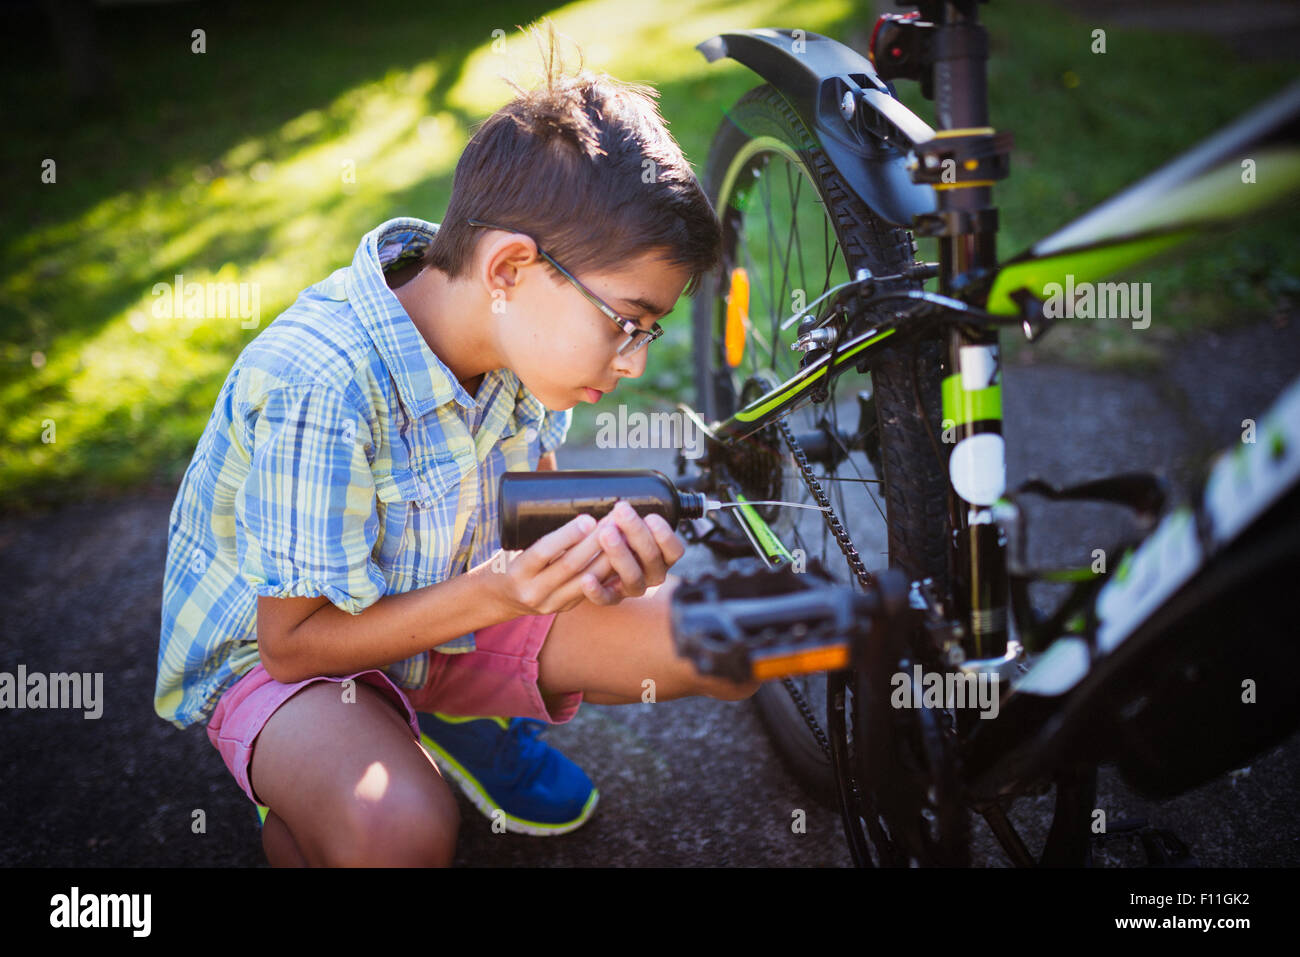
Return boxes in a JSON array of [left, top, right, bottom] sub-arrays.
[[346, 216, 472, 419], [510, 376, 548, 435], [346, 216, 553, 434]]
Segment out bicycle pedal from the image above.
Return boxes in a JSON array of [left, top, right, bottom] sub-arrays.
[[669, 559, 895, 682]]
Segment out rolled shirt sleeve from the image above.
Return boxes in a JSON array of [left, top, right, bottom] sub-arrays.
[[234, 384, 386, 615]]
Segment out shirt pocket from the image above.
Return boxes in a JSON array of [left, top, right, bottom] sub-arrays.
[[373, 454, 464, 586]]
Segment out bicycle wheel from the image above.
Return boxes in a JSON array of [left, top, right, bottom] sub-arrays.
[[692, 85, 952, 828]]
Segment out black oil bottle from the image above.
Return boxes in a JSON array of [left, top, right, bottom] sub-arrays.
[[499, 469, 710, 550]]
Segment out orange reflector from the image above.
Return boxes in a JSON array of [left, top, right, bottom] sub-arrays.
[[751, 644, 850, 681], [724, 267, 749, 368]]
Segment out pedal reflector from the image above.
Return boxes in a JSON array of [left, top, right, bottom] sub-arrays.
[[752, 644, 850, 681]]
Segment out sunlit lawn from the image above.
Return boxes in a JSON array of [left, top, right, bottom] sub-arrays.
[[1, 0, 1296, 511]]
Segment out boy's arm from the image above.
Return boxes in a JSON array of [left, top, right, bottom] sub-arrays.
[[260, 429, 577, 682], [258, 566, 512, 684], [239, 384, 518, 683]]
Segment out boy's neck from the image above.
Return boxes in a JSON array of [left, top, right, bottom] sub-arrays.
[[390, 264, 498, 399]]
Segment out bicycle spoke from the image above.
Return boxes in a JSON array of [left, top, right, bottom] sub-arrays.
[[777, 164, 800, 333], [814, 475, 884, 486], [760, 166, 778, 352], [737, 233, 775, 363], [789, 164, 808, 294], [829, 415, 889, 527]]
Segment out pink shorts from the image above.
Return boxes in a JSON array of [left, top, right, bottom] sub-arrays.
[[206, 612, 582, 807]]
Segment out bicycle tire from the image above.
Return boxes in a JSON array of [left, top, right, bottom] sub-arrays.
[[691, 84, 952, 818]]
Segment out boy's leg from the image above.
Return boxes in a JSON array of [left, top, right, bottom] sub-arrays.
[[261, 809, 308, 867], [411, 615, 599, 834], [247, 681, 460, 867], [537, 573, 762, 704]]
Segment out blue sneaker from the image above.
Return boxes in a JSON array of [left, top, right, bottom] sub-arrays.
[[417, 713, 598, 836]]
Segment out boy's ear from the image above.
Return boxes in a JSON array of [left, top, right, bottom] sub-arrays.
[[481, 235, 542, 297]]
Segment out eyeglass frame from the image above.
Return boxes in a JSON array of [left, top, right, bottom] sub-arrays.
[[465, 218, 665, 355]]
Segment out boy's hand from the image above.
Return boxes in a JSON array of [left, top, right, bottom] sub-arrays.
[[478, 501, 687, 615], [579, 501, 686, 605]]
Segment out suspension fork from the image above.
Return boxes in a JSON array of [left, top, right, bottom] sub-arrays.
[[906, 1, 1012, 677]]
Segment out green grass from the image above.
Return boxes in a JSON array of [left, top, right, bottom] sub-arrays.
[[1, 0, 1296, 510]]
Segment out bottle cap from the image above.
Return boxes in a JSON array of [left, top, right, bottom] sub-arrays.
[[678, 491, 709, 519]]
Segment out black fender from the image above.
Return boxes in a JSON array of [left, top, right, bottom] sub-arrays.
[[697, 28, 936, 228]]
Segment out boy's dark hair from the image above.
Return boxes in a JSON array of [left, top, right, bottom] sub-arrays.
[[426, 20, 722, 299]]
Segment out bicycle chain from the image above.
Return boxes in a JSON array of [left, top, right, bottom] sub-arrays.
[[771, 416, 878, 763], [779, 675, 834, 760], [774, 417, 877, 591], [772, 414, 925, 862]]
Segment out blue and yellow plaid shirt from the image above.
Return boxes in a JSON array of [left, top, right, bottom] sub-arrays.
[[155, 217, 572, 730]]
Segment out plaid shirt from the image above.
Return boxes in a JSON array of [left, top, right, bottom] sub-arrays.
[[155, 217, 572, 730]]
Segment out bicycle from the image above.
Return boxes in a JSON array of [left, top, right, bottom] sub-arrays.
[[665, 0, 1300, 866]]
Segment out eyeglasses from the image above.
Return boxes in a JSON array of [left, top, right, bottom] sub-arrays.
[[466, 218, 664, 355]]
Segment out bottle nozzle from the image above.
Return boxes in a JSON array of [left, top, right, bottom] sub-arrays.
[[677, 490, 833, 522], [701, 498, 830, 514]]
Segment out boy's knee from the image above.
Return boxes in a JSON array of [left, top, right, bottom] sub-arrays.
[[330, 773, 459, 867], [655, 576, 760, 701]]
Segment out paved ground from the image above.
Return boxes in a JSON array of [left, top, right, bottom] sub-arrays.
[[1, 317, 1298, 867]]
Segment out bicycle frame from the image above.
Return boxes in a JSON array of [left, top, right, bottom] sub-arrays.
[[694, 7, 1300, 663], [683, 1, 1300, 864]]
